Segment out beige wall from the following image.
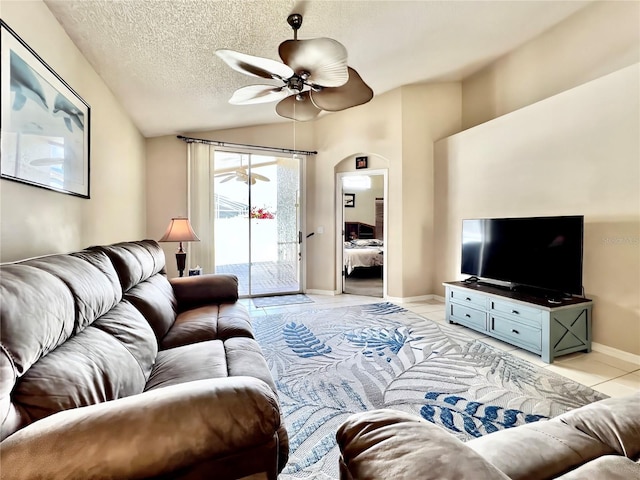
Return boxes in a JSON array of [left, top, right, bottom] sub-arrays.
[[435, 65, 640, 355], [462, 0, 640, 129], [400, 84, 461, 296], [0, 1, 146, 261]]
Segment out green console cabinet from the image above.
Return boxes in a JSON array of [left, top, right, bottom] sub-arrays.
[[444, 281, 593, 363]]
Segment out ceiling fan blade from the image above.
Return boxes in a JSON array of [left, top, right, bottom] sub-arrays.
[[216, 49, 294, 81], [275, 92, 322, 121], [251, 172, 270, 182], [228, 85, 290, 105], [220, 175, 236, 183], [310, 67, 373, 112], [279, 38, 348, 87]]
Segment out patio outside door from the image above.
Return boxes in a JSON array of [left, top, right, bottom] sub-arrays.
[[213, 151, 302, 297]]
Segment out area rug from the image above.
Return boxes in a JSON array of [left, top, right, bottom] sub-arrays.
[[252, 294, 314, 308], [252, 302, 607, 480]]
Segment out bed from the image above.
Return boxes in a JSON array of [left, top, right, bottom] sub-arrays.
[[344, 239, 384, 275]]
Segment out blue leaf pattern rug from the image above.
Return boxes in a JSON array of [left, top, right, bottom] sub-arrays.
[[252, 302, 606, 480]]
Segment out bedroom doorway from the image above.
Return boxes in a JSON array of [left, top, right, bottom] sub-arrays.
[[336, 170, 387, 298]]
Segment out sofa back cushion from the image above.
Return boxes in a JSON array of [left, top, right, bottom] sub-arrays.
[[93, 239, 178, 341], [1, 264, 76, 439], [11, 301, 156, 427], [0, 248, 156, 441], [125, 274, 177, 341], [91, 240, 166, 293]]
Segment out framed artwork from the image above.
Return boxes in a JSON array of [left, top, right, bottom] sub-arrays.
[[344, 193, 355, 208], [1, 20, 90, 198], [355, 156, 368, 169]]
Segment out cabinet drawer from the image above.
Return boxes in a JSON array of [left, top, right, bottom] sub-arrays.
[[490, 299, 541, 327], [450, 303, 487, 331], [449, 289, 486, 309], [490, 315, 541, 351]]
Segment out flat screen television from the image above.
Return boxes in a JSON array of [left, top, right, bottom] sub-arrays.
[[461, 215, 584, 296]]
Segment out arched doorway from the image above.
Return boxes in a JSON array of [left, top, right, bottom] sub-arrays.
[[336, 166, 388, 298]]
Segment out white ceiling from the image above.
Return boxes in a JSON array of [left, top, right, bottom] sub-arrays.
[[43, 0, 591, 138]]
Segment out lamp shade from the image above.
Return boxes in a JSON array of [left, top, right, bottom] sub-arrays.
[[159, 217, 200, 243]]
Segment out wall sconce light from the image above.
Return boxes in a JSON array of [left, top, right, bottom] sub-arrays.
[[159, 217, 200, 277]]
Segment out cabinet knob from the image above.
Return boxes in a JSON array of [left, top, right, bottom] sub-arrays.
[[466, 297, 471, 301], [511, 310, 519, 315], [511, 329, 519, 334], [465, 314, 471, 318]]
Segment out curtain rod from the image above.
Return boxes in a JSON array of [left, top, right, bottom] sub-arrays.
[[177, 135, 317, 156]]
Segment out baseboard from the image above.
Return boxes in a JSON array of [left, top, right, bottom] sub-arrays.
[[386, 294, 438, 303], [591, 342, 640, 366], [305, 289, 336, 296]]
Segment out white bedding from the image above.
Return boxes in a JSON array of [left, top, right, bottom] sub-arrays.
[[344, 245, 384, 275]]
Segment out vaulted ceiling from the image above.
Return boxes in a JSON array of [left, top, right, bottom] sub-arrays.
[[44, 0, 591, 137]]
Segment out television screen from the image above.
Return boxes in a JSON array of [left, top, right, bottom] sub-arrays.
[[461, 216, 584, 295]]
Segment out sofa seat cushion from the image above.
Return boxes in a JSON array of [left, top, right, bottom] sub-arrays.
[[558, 455, 640, 479], [145, 338, 276, 394], [145, 341, 228, 391], [225, 337, 277, 392], [160, 303, 253, 350]]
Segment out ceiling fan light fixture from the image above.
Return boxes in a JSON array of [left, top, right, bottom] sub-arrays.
[[276, 91, 321, 121]]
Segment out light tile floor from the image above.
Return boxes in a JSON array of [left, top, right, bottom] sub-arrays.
[[242, 294, 640, 398]]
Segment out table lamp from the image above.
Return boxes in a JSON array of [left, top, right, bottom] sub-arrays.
[[159, 217, 200, 277]]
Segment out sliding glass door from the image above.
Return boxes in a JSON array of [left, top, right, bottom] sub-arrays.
[[213, 151, 302, 297]]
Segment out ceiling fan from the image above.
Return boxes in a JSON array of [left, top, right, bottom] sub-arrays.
[[215, 166, 270, 185], [216, 13, 373, 121]]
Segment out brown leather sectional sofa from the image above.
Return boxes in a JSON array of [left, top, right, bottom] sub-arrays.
[[337, 393, 640, 479], [0, 240, 288, 479]]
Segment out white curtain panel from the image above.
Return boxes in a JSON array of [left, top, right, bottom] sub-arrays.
[[187, 142, 215, 274]]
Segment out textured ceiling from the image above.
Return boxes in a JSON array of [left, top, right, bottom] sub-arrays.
[[43, 0, 591, 138]]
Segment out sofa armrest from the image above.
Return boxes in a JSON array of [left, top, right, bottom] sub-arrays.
[[170, 273, 238, 311], [336, 409, 510, 480], [1, 377, 280, 479]]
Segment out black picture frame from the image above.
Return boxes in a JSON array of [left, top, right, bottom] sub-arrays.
[[355, 156, 368, 169], [344, 193, 355, 208], [1, 20, 91, 198]]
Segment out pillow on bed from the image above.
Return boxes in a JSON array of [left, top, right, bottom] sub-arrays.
[[352, 239, 383, 247]]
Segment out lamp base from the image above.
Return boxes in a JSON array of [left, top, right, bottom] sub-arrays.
[[176, 251, 187, 277]]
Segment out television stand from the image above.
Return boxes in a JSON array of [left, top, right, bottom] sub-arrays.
[[443, 281, 593, 363]]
